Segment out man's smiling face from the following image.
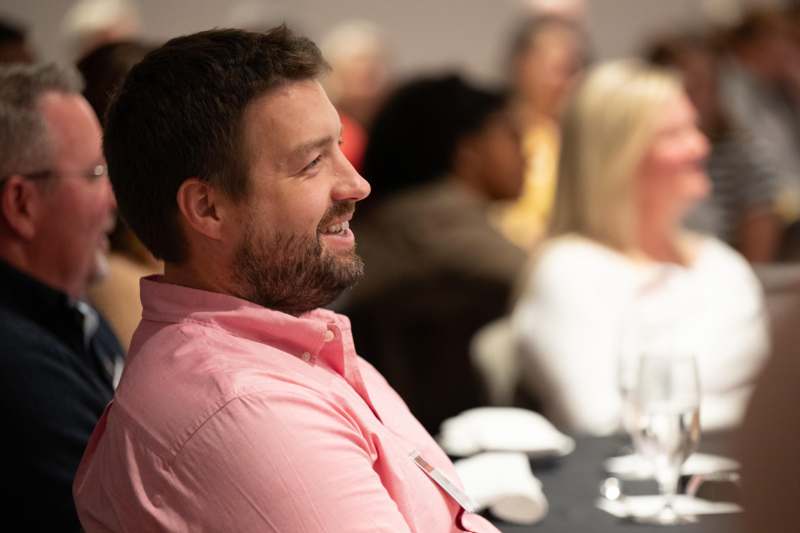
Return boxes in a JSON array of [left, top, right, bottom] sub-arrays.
[[228, 79, 371, 315]]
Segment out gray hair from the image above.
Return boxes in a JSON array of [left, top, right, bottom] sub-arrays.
[[0, 63, 84, 178]]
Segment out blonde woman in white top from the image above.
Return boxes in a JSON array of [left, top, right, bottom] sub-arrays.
[[511, 60, 769, 435]]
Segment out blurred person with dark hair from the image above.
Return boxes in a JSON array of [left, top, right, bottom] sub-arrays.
[[495, 15, 588, 250], [511, 60, 769, 435], [78, 40, 161, 349], [77, 39, 154, 122], [0, 16, 35, 63], [73, 27, 500, 533], [719, 8, 800, 229], [344, 74, 526, 434], [0, 63, 121, 531], [648, 35, 783, 263]]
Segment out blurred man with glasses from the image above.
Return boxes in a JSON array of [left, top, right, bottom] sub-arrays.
[[0, 63, 122, 531]]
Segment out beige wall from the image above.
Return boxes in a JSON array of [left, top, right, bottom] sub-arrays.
[[0, 0, 788, 83]]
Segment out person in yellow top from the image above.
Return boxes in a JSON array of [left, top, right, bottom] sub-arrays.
[[496, 15, 588, 250]]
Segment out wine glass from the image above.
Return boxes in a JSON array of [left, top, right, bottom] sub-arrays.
[[616, 283, 672, 459], [616, 266, 687, 458], [630, 355, 701, 525], [616, 343, 641, 455]]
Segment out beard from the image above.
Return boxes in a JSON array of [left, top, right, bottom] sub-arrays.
[[231, 201, 364, 316]]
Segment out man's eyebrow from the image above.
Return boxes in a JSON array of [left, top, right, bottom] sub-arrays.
[[289, 135, 336, 159], [287, 123, 344, 158]]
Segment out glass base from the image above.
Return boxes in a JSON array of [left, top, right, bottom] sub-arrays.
[[632, 506, 698, 526]]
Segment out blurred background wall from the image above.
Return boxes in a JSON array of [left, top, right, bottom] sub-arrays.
[[1, 0, 791, 83]]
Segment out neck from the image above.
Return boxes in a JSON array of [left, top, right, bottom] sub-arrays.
[[161, 258, 232, 296], [636, 213, 686, 265]]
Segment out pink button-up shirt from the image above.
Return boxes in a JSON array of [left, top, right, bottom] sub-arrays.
[[74, 277, 499, 533]]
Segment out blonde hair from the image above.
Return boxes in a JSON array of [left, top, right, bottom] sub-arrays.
[[549, 59, 683, 252]]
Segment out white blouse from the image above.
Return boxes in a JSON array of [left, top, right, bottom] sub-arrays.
[[511, 234, 769, 435]]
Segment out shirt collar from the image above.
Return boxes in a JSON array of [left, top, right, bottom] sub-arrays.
[[74, 300, 100, 349], [139, 275, 352, 359], [140, 276, 377, 421]]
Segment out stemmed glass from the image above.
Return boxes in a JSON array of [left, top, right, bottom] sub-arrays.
[[616, 340, 641, 456], [616, 266, 686, 457], [630, 355, 701, 525]]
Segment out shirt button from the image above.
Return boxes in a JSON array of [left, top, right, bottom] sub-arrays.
[[323, 329, 335, 342], [301, 352, 312, 362]]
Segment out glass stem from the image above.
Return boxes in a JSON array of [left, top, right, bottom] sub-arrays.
[[657, 467, 680, 516]]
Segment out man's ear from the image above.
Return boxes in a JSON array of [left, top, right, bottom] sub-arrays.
[[0, 175, 42, 240], [175, 178, 229, 241]]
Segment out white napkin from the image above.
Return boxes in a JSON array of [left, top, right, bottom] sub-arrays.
[[454, 452, 548, 524], [604, 453, 740, 480], [437, 407, 575, 458], [596, 494, 742, 518]]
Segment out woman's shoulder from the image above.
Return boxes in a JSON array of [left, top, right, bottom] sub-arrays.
[[521, 235, 636, 298], [535, 235, 632, 272], [687, 233, 763, 301], [690, 233, 755, 277]]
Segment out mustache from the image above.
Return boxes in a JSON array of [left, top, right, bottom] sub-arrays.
[[317, 201, 356, 230]]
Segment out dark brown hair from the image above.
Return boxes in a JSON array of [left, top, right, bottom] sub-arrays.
[[104, 26, 327, 262]]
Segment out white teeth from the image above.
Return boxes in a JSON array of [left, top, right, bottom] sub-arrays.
[[324, 221, 349, 234]]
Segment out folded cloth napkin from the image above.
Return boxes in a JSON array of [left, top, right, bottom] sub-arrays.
[[604, 453, 740, 480], [596, 494, 742, 518], [454, 452, 548, 524], [437, 407, 575, 458]]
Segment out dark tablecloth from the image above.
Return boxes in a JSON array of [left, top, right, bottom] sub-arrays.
[[491, 435, 745, 533]]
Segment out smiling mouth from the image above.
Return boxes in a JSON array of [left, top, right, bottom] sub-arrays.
[[320, 220, 350, 236]]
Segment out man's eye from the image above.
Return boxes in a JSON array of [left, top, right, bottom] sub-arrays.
[[304, 155, 323, 172]]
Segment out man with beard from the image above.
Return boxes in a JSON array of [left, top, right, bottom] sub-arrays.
[[0, 63, 121, 531], [73, 27, 500, 533]]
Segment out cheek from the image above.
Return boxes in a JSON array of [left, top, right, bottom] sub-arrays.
[[89, 193, 110, 223], [67, 182, 112, 226], [269, 185, 329, 234], [55, 189, 94, 231], [642, 149, 674, 177], [639, 157, 708, 206], [640, 141, 697, 184]]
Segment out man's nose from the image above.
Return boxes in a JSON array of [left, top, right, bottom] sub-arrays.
[[333, 151, 371, 202]]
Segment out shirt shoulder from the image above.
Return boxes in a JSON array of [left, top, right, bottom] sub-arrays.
[[695, 236, 759, 282], [113, 319, 340, 460], [527, 236, 633, 296], [692, 236, 764, 302]]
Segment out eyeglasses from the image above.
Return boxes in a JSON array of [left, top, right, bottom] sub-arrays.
[[1, 163, 108, 185]]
